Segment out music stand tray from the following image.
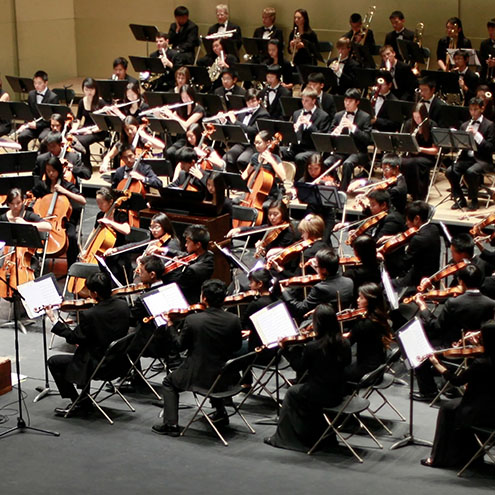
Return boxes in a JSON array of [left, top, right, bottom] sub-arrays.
[[294, 182, 343, 208], [0, 175, 35, 196], [142, 158, 174, 179], [129, 24, 159, 42], [382, 100, 415, 124], [280, 97, 302, 119], [147, 118, 185, 136], [129, 56, 166, 74], [210, 124, 249, 144], [0, 102, 33, 122], [37, 103, 72, 121], [0, 151, 36, 175], [420, 70, 460, 95], [256, 119, 298, 145], [311, 132, 336, 153], [5, 76, 35, 95], [91, 113, 123, 133], [224, 94, 245, 110], [144, 91, 180, 107], [372, 131, 419, 154], [95, 80, 128, 102], [218, 171, 250, 193], [197, 93, 226, 115]]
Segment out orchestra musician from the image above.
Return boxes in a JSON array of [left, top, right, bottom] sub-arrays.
[[262, 40, 294, 89], [168, 146, 206, 191], [253, 7, 284, 46], [421, 322, 495, 468], [213, 67, 246, 99], [46, 272, 130, 416], [306, 72, 336, 122], [343, 283, 393, 382], [436, 17, 472, 72], [197, 38, 237, 87], [152, 279, 242, 436], [280, 247, 354, 321], [204, 172, 233, 219], [327, 37, 360, 95], [412, 264, 495, 402], [371, 72, 400, 132], [324, 88, 372, 192], [203, 4, 242, 52], [281, 87, 331, 178], [384, 10, 415, 62], [166, 6, 200, 67], [417, 77, 446, 123], [173, 66, 191, 93], [264, 303, 352, 452], [477, 85, 495, 122], [479, 18, 495, 84], [379, 45, 417, 101], [445, 96, 495, 211], [17, 70, 59, 151], [149, 32, 175, 90], [259, 64, 291, 120], [452, 50, 480, 105], [345, 12, 376, 69], [288, 9, 320, 66], [380, 153, 408, 215], [32, 156, 86, 267], [111, 57, 138, 84], [400, 103, 439, 201], [122, 81, 149, 122]]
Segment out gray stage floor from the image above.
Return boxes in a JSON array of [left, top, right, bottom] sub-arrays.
[[0, 199, 494, 494]]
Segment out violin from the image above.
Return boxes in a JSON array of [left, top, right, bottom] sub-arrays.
[[255, 222, 290, 258], [142, 303, 206, 324], [34, 297, 98, 314], [233, 132, 282, 228], [416, 261, 468, 292], [111, 283, 150, 296], [441, 346, 485, 359], [402, 285, 465, 304], [346, 211, 387, 245], [339, 256, 362, 266], [469, 213, 495, 237], [279, 329, 316, 348], [336, 308, 367, 322], [377, 227, 419, 256], [266, 238, 315, 268], [223, 290, 259, 307], [163, 252, 199, 274], [279, 274, 322, 288], [197, 123, 216, 171], [105, 233, 171, 258], [0, 247, 35, 299]]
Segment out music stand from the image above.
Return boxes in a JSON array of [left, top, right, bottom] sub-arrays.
[[184, 66, 211, 87], [196, 93, 226, 115], [446, 48, 480, 67], [142, 158, 174, 179], [0, 176, 34, 196], [311, 132, 336, 153], [331, 135, 359, 155], [95, 80, 128, 102], [420, 70, 460, 95], [224, 94, 245, 110], [214, 243, 251, 274], [37, 103, 72, 121], [432, 128, 477, 153], [0, 151, 37, 175], [437, 105, 470, 130], [294, 182, 344, 209], [144, 91, 180, 107], [147, 117, 186, 136], [296, 65, 338, 91], [209, 124, 249, 144], [218, 171, 250, 193], [119, 192, 148, 212], [382, 100, 415, 125], [0, 222, 59, 439], [0, 102, 34, 137], [397, 39, 428, 66], [242, 37, 270, 60], [280, 97, 303, 119], [129, 56, 167, 75], [256, 119, 298, 145], [90, 113, 124, 133], [372, 132, 419, 154], [129, 24, 159, 56], [232, 63, 267, 84], [5, 76, 35, 96], [354, 68, 384, 90]]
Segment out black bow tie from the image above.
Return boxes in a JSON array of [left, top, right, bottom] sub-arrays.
[[471, 120, 481, 125], [346, 111, 355, 116], [303, 110, 311, 116], [267, 88, 277, 93], [36, 92, 44, 97], [264, 27, 273, 32]]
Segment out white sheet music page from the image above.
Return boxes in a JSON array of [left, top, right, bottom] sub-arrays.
[[397, 318, 434, 369], [18, 274, 63, 319], [249, 301, 299, 348], [142, 283, 188, 327]]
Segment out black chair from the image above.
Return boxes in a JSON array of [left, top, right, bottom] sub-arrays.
[[457, 425, 495, 476], [64, 333, 136, 425], [231, 205, 261, 260], [307, 365, 386, 462], [180, 351, 258, 446]]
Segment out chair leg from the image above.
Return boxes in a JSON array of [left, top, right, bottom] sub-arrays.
[[457, 431, 495, 477]]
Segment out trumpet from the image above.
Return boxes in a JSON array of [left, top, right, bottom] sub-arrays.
[[290, 28, 301, 66]]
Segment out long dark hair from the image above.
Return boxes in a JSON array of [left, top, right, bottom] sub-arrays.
[[303, 153, 325, 182], [411, 103, 431, 143], [447, 16, 467, 44], [353, 235, 378, 266], [151, 212, 177, 239], [293, 8, 311, 34], [82, 77, 100, 111], [359, 283, 392, 348], [120, 115, 139, 145], [206, 172, 226, 211], [312, 304, 347, 360]]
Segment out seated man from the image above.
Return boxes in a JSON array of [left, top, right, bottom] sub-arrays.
[[152, 279, 242, 436], [112, 57, 138, 84], [379, 45, 417, 101], [446, 96, 495, 211], [213, 68, 246, 99], [371, 71, 400, 132], [167, 5, 200, 67], [452, 49, 480, 105], [18, 70, 59, 151], [328, 37, 360, 95], [259, 64, 291, 120], [324, 88, 372, 191], [46, 272, 130, 415], [306, 72, 336, 122], [417, 77, 446, 123]]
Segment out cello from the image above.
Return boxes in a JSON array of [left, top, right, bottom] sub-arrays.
[[233, 133, 282, 228]]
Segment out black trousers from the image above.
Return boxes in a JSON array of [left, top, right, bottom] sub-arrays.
[[48, 354, 80, 401], [400, 155, 435, 201], [18, 126, 50, 151], [446, 158, 492, 203]]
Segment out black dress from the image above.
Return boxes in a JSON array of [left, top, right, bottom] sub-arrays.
[[269, 338, 351, 451], [429, 357, 495, 467]]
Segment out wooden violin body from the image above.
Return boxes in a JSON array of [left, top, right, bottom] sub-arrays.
[[346, 211, 387, 245], [377, 227, 419, 256]]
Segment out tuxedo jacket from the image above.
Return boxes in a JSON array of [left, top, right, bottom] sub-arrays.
[[330, 109, 372, 153], [292, 107, 330, 149], [259, 85, 291, 120], [207, 21, 242, 49], [373, 91, 400, 132], [51, 297, 130, 387], [426, 96, 446, 124], [459, 117, 495, 166], [389, 60, 418, 101], [168, 307, 242, 391], [479, 38, 495, 81], [319, 92, 337, 122], [35, 150, 89, 180], [177, 251, 215, 304], [168, 19, 200, 54], [253, 25, 284, 46], [27, 89, 59, 129], [328, 57, 360, 95], [214, 85, 246, 98], [235, 106, 270, 142], [384, 28, 415, 61], [388, 175, 408, 214], [457, 68, 480, 104], [111, 162, 163, 190]]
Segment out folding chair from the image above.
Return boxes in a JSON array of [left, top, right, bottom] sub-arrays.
[[64, 333, 136, 425], [425, 147, 444, 203], [231, 205, 260, 262], [458, 425, 495, 476], [307, 365, 386, 462], [180, 351, 258, 446]]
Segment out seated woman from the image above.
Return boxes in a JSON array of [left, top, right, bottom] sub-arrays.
[[343, 283, 393, 382], [264, 303, 351, 451], [32, 156, 86, 267], [421, 322, 495, 468], [204, 172, 232, 220], [122, 81, 149, 123]]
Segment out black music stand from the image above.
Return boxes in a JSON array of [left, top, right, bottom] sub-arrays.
[[0, 222, 59, 439], [184, 66, 211, 87], [432, 127, 477, 153], [437, 105, 470, 130], [144, 91, 180, 107], [129, 24, 159, 56], [294, 182, 344, 209], [311, 132, 336, 153], [196, 93, 226, 115], [129, 56, 167, 75], [232, 63, 267, 84], [280, 97, 303, 119], [0, 176, 34, 197], [382, 100, 415, 125], [90, 113, 123, 133], [0, 102, 34, 137], [297, 65, 338, 91], [218, 171, 250, 193], [0, 151, 37, 175], [147, 117, 186, 136], [142, 158, 174, 179], [209, 124, 249, 144], [154, 188, 207, 212], [242, 37, 270, 60], [372, 132, 419, 154], [256, 119, 298, 145], [354, 68, 384, 90], [5, 76, 35, 96], [397, 39, 428, 66], [37, 103, 72, 121], [420, 70, 460, 95], [95, 80, 128, 102], [224, 94, 245, 110]]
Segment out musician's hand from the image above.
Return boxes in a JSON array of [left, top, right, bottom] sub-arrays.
[[98, 217, 112, 226], [226, 111, 236, 124], [487, 58, 495, 68], [28, 121, 36, 129], [376, 251, 384, 262], [428, 354, 441, 367], [188, 165, 203, 180], [418, 277, 433, 291], [226, 227, 241, 238], [241, 329, 251, 338], [377, 234, 393, 245], [129, 170, 146, 182], [413, 293, 427, 310], [54, 183, 67, 194], [333, 222, 347, 232], [45, 307, 57, 323], [268, 259, 283, 272], [104, 247, 117, 256]]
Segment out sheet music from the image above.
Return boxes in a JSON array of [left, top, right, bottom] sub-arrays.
[[95, 255, 123, 288], [142, 283, 188, 327], [381, 267, 399, 310], [397, 318, 434, 369], [18, 273, 63, 319], [249, 301, 299, 348]]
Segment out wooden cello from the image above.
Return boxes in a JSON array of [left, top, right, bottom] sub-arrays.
[[67, 192, 130, 294], [233, 132, 282, 228]]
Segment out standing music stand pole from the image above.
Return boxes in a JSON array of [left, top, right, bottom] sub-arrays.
[[34, 314, 57, 402], [0, 222, 59, 439]]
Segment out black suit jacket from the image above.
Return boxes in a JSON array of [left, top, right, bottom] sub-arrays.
[[293, 107, 330, 150], [387, 60, 417, 101], [259, 85, 291, 120], [424, 96, 446, 124], [388, 174, 408, 214], [319, 92, 336, 122], [207, 21, 242, 49], [214, 85, 246, 98], [35, 150, 89, 181], [235, 106, 270, 142], [168, 307, 242, 390], [111, 162, 163, 189], [27, 89, 59, 130], [459, 117, 495, 166], [178, 251, 215, 304], [329, 57, 360, 95], [51, 297, 130, 386], [373, 91, 400, 132], [168, 19, 200, 54], [330, 109, 372, 153], [479, 38, 495, 81], [253, 25, 284, 47], [384, 28, 415, 61]]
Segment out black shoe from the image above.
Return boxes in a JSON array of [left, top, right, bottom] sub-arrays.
[[209, 410, 229, 427], [412, 392, 437, 402], [264, 436, 274, 446], [150, 362, 165, 373], [420, 458, 435, 468], [151, 398, 164, 408], [442, 387, 462, 399], [151, 423, 181, 437], [467, 201, 479, 211], [54, 401, 91, 417], [451, 200, 467, 210]]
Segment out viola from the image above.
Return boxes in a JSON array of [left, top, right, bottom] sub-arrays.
[[441, 346, 485, 359], [416, 261, 468, 292], [266, 238, 315, 268], [197, 123, 216, 171], [223, 290, 259, 306], [402, 285, 465, 305], [254, 222, 290, 258], [111, 282, 150, 296], [34, 297, 98, 314], [339, 256, 362, 266], [280, 274, 322, 288], [163, 252, 199, 275], [233, 133, 282, 228], [279, 330, 316, 348], [469, 213, 495, 237], [377, 227, 419, 256], [336, 308, 367, 322], [346, 211, 387, 245], [142, 303, 206, 324]]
